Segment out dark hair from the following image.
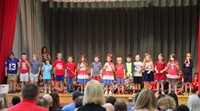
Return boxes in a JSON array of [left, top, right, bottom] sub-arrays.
[[9, 51, 14, 56], [168, 92, 178, 107], [12, 96, 21, 106], [175, 104, 189, 111], [22, 53, 26, 55], [22, 83, 39, 100], [75, 96, 83, 108], [114, 100, 127, 111], [94, 55, 100, 58], [45, 59, 51, 63], [41, 46, 48, 54], [50, 93, 61, 109], [37, 98, 49, 108], [106, 96, 117, 105], [126, 54, 132, 59]]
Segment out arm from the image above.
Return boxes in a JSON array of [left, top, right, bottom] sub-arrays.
[[91, 68, 93, 77], [5, 67, 7, 76]]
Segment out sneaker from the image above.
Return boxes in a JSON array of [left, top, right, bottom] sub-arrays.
[[161, 91, 165, 95], [13, 90, 16, 93], [155, 91, 159, 95], [44, 90, 47, 94], [8, 90, 12, 94], [109, 91, 112, 95], [105, 91, 108, 95], [48, 90, 51, 94]]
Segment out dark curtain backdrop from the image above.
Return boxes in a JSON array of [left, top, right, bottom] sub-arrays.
[[42, 3, 198, 71]]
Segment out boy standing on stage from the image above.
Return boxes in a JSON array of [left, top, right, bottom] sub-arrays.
[[53, 53, 65, 93], [5, 52, 19, 93], [91, 55, 102, 82]]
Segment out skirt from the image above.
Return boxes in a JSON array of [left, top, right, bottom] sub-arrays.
[[143, 71, 154, 82]]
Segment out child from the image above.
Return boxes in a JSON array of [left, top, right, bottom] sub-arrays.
[[142, 53, 154, 90], [91, 55, 102, 82], [125, 55, 134, 79], [5, 52, 19, 93], [77, 55, 88, 93], [167, 54, 179, 94], [192, 73, 198, 93], [154, 53, 167, 95], [42, 59, 52, 93], [103, 54, 115, 95], [30, 54, 41, 84], [19, 53, 30, 89], [133, 55, 143, 93], [177, 77, 184, 94], [53, 53, 66, 93], [115, 57, 125, 94], [182, 53, 193, 95], [38, 74, 44, 93], [65, 56, 77, 93]]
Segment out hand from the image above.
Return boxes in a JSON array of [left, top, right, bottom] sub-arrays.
[[155, 70, 159, 73], [160, 70, 164, 73], [147, 71, 151, 74]]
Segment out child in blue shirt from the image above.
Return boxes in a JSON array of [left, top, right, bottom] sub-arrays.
[[42, 59, 52, 94]]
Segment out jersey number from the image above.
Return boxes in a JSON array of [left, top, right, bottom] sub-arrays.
[[9, 63, 16, 71]]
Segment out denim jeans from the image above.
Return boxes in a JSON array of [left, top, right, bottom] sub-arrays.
[[67, 77, 74, 92]]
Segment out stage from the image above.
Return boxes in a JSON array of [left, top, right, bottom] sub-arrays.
[[7, 93, 189, 105]]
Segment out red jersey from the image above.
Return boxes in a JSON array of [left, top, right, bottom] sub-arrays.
[[53, 60, 65, 76], [66, 62, 77, 78], [167, 61, 179, 75], [20, 60, 29, 73], [115, 64, 125, 78]]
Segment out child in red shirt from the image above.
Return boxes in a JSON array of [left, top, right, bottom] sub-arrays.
[[53, 53, 65, 93], [19, 53, 30, 88], [65, 56, 77, 93], [192, 72, 198, 93], [115, 57, 125, 94]]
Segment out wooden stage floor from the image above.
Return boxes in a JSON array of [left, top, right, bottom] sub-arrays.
[[7, 93, 189, 105]]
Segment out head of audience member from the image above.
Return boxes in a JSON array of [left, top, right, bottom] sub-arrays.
[[21, 83, 39, 103], [168, 92, 178, 107], [83, 80, 105, 106], [37, 98, 49, 109], [135, 90, 157, 111], [9, 51, 15, 60], [157, 96, 176, 111], [175, 104, 189, 111], [11, 96, 21, 106], [0, 93, 8, 110], [50, 93, 61, 109], [75, 96, 83, 108], [114, 100, 127, 111], [73, 91, 82, 101], [106, 96, 117, 106], [187, 95, 200, 111], [102, 103, 114, 111], [43, 94, 53, 107]]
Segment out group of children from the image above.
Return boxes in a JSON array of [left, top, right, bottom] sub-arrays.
[[4, 51, 198, 95]]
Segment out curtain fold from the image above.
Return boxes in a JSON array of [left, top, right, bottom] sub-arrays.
[[198, 15, 200, 92], [0, 0, 18, 83]]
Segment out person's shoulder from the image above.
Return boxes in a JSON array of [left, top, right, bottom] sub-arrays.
[[34, 105, 49, 111], [62, 103, 75, 110]]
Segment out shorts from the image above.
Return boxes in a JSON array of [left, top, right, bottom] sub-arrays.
[[20, 73, 29, 82], [92, 76, 101, 82], [8, 74, 17, 81], [116, 78, 124, 85], [134, 76, 142, 84], [43, 79, 51, 84], [184, 74, 192, 83], [103, 80, 114, 85], [77, 79, 88, 83], [155, 80, 165, 82], [56, 76, 64, 81], [30, 73, 39, 82]]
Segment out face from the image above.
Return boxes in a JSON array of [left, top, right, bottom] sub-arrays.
[[158, 55, 163, 61], [117, 60, 122, 64], [195, 74, 198, 80], [170, 56, 175, 61], [179, 71, 183, 75], [94, 57, 99, 62], [135, 55, 140, 61], [81, 57, 85, 62], [43, 48, 47, 53], [68, 57, 73, 62], [126, 57, 131, 62], [33, 56, 37, 61], [22, 55, 27, 60], [57, 54, 62, 60], [107, 56, 112, 62], [186, 55, 191, 60], [46, 60, 50, 64], [9, 55, 14, 59], [145, 56, 150, 62]]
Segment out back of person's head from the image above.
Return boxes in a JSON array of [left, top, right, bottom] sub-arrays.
[[114, 100, 127, 111], [135, 90, 157, 111], [75, 96, 83, 108], [168, 92, 179, 107], [102, 103, 114, 111], [22, 83, 39, 101], [50, 92, 61, 109], [37, 98, 49, 109], [175, 104, 189, 111], [187, 95, 200, 111], [12, 96, 21, 106], [157, 96, 176, 111], [43, 94, 53, 106], [0, 93, 8, 109], [83, 80, 105, 105], [73, 91, 82, 101], [106, 96, 117, 105]]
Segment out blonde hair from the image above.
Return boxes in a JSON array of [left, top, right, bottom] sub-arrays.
[[186, 53, 192, 57], [135, 90, 157, 111], [157, 96, 176, 110], [83, 80, 105, 105], [187, 95, 200, 111], [32, 54, 38, 60], [116, 57, 122, 61]]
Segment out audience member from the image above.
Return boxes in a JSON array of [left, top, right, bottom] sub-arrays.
[[187, 95, 200, 111], [11, 96, 21, 106], [114, 100, 127, 111], [157, 96, 176, 111], [175, 104, 189, 111], [106, 96, 117, 106]]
